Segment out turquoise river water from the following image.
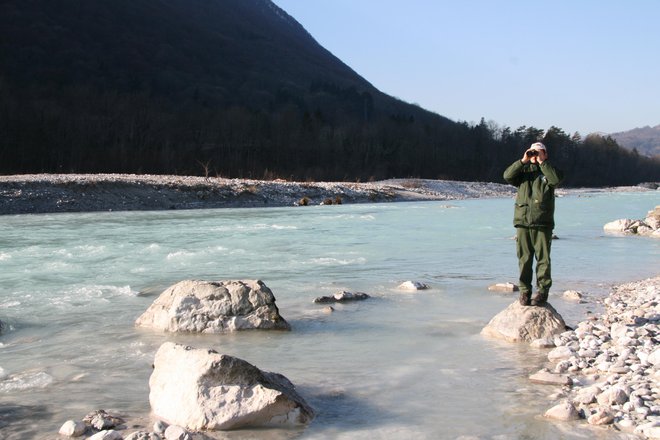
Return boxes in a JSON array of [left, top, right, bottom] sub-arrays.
[[0, 190, 659, 439]]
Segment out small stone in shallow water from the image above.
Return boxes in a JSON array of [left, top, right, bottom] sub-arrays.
[[529, 370, 572, 386], [563, 290, 583, 302], [488, 282, 518, 292], [530, 337, 555, 348], [398, 281, 429, 290], [313, 291, 370, 304]]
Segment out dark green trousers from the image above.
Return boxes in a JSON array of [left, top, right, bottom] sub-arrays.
[[516, 226, 553, 295]]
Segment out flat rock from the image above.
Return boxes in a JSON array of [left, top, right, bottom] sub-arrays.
[[529, 370, 571, 386], [149, 342, 315, 431], [480, 301, 567, 343], [488, 282, 519, 292], [135, 279, 290, 333], [314, 291, 370, 304], [547, 346, 574, 361]]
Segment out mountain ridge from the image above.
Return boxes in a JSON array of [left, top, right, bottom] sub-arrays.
[[0, 0, 658, 186]]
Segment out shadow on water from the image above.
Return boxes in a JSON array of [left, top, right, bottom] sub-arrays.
[[0, 403, 52, 440], [303, 385, 398, 434]]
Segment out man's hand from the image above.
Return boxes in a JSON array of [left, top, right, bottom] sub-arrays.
[[521, 150, 532, 163], [537, 149, 547, 164]]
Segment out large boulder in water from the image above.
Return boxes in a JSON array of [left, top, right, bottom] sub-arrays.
[[149, 342, 315, 430], [481, 301, 566, 343], [135, 280, 290, 333]]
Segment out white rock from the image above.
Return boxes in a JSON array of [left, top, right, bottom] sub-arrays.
[[58, 420, 86, 437], [603, 219, 634, 234], [563, 290, 583, 301], [587, 407, 614, 425], [616, 418, 636, 431], [135, 279, 290, 332], [648, 348, 660, 366], [597, 386, 629, 405], [481, 301, 566, 343], [88, 431, 123, 440], [635, 421, 660, 439], [398, 281, 429, 290], [544, 401, 581, 421], [610, 322, 631, 340], [548, 346, 574, 361], [164, 425, 191, 440], [573, 386, 601, 404], [149, 342, 315, 431]]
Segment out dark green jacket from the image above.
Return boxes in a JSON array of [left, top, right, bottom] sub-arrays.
[[503, 160, 564, 229]]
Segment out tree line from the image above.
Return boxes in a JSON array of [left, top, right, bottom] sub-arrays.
[[1, 79, 658, 187]]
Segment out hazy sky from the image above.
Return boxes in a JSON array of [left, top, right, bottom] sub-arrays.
[[273, 0, 659, 135]]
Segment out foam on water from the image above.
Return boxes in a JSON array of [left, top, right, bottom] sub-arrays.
[[0, 371, 54, 392], [0, 192, 658, 439]]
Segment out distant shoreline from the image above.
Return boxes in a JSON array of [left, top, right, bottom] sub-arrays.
[[0, 174, 656, 215]]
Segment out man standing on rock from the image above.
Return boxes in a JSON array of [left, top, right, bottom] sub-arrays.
[[503, 142, 564, 306]]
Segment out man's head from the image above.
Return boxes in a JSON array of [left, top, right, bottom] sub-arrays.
[[525, 142, 547, 163], [530, 142, 546, 152]]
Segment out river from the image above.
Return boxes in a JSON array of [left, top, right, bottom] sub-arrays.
[[0, 190, 658, 439]]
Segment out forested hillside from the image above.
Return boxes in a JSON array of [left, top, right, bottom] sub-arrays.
[[610, 125, 660, 157], [0, 0, 658, 186]]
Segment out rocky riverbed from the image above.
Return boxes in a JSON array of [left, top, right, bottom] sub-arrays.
[[539, 276, 660, 438], [0, 173, 656, 215], [0, 174, 520, 215]]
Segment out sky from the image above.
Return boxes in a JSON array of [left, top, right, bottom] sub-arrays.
[[273, 0, 659, 135]]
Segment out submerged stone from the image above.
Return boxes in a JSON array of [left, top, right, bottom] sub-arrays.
[[314, 291, 370, 303]]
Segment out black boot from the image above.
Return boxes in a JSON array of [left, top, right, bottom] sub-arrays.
[[518, 291, 531, 306], [531, 291, 548, 306]]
